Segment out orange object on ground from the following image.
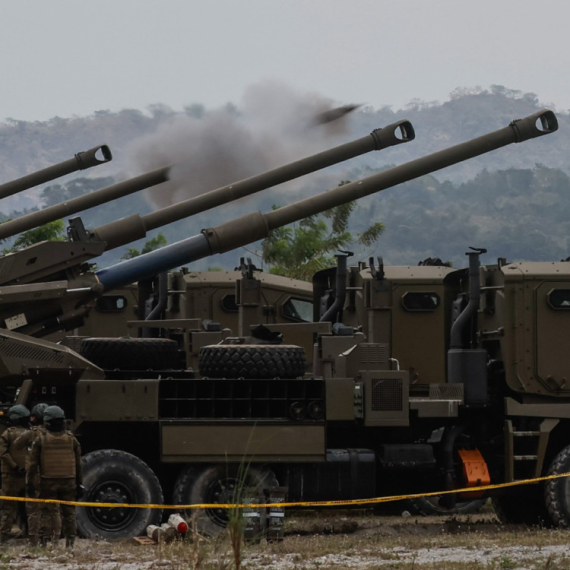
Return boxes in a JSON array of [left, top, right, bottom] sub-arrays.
[[457, 449, 491, 498]]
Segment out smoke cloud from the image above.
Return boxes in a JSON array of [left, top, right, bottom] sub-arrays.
[[127, 80, 354, 208]]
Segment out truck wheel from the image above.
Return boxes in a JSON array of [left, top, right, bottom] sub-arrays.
[[493, 486, 550, 526], [199, 345, 306, 379], [172, 464, 198, 513], [408, 496, 485, 516], [545, 445, 570, 527], [77, 450, 164, 540], [174, 464, 278, 537], [80, 337, 179, 371]]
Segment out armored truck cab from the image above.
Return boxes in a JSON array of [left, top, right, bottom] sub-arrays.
[[167, 267, 314, 370], [315, 261, 458, 385], [174, 268, 313, 332], [57, 267, 314, 370], [309, 252, 570, 520], [478, 261, 570, 398]]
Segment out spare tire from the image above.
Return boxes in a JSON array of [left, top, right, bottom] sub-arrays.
[[80, 337, 179, 371], [199, 344, 306, 379]]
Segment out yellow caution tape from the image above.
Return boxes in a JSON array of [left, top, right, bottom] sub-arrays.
[[1, 471, 569, 510]]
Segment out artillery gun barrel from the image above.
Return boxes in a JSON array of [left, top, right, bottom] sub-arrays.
[[0, 122, 414, 292], [96, 110, 557, 292], [0, 145, 112, 201], [0, 166, 170, 242], [92, 120, 414, 250]]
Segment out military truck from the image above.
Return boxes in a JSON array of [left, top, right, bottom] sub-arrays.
[[0, 110, 562, 539], [308, 249, 570, 520]]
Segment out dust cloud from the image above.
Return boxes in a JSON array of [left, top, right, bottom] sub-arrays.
[[127, 81, 354, 208]]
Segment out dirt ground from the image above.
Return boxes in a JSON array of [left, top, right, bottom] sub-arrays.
[[1, 509, 570, 569]]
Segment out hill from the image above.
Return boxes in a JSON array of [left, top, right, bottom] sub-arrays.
[[0, 87, 567, 270]]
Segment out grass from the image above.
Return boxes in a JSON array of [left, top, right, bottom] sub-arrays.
[[2, 511, 570, 568]]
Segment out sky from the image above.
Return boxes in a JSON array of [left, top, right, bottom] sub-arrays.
[[0, 0, 568, 122]]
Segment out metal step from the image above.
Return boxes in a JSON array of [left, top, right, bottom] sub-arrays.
[[506, 418, 559, 483]]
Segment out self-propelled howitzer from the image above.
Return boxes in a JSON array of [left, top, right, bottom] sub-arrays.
[[0, 145, 112, 201], [0, 109, 560, 542]]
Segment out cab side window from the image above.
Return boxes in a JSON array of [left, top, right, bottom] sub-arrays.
[[283, 298, 313, 322], [401, 292, 440, 312], [96, 296, 127, 313], [221, 294, 239, 312], [548, 289, 570, 309]]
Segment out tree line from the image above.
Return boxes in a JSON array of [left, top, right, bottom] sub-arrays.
[[2, 161, 568, 276]]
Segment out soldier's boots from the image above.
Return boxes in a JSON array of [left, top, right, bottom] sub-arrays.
[[65, 536, 75, 549], [39, 535, 50, 547], [29, 535, 39, 547], [9, 524, 23, 538]]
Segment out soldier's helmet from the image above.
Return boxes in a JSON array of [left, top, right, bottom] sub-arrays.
[[43, 405, 65, 423], [8, 404, 30, 424], [31, 403, 49, 423]]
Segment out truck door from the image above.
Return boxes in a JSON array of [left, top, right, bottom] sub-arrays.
[[535, 283, 570, 390]]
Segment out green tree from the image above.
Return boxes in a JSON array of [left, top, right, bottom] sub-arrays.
[[3, 219, 65, 253], [261, 183, 385, 281], [121, 233, 167, 260]]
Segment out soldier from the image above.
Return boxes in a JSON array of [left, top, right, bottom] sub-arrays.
[[0, 405, 30, 542], [13, 403, 54, 546], [28, 406, 82, 548]]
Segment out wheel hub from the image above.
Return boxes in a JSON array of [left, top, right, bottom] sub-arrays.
[[206, 478, 239, 527], [86, 480, 137, 531]]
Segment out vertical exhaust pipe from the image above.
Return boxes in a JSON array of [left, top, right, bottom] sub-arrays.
[[448, 248, 488, 407]]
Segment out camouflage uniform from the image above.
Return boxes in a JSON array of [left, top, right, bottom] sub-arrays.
[[28, 429, 82, 542], [14, 425, 61, 543], [0, 425, 27, 538]]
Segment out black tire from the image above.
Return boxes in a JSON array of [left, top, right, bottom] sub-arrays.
[[77, 450, 164, 540], [545, 445, 570, 527], [80, 337, 179, 371], [199, 344, 306, 379], [408, 496, 485, 516], [493, 485, 551, 526], [172, 464, 198, 512], [174, 464, 278, 537]]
